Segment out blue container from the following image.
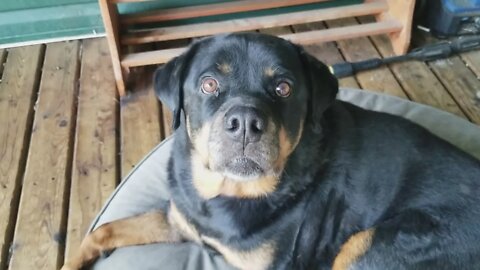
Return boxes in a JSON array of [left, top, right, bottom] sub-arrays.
[[424, 0, 480, 36]]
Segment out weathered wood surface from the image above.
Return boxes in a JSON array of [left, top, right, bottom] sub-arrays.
[[120, 70, 162, 178], [0, 45, 44, 269], [357, 17, 466, 119], [9, 41, 79, 270], [429, 57, 480, 124], [64, 39, 118, 260], [325, 18, 407, 98]]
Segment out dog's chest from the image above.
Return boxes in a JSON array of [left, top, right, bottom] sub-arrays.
[[168, 202, 275, 270]]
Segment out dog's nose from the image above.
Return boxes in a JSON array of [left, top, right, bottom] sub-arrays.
[[224, 106, 266, 144]]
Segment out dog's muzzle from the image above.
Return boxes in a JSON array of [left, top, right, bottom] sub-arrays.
[[206, 100, 279, 181], [223, 106, 267, 145], [220, 106, 268, 179]]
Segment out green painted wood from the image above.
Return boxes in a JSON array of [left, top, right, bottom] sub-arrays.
[[0, 0, 361, 46], [127, 0, 363, 28], [117, 0, 230, 15], [0, 0, 95, 12], [0, 3, 103, 45]]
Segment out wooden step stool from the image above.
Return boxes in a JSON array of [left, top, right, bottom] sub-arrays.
[[99, 0, 416, 96]]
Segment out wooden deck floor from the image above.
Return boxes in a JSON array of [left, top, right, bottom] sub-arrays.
[[1, 18, 480, 270]]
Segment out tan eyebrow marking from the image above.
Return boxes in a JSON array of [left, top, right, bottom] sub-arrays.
[[264, 66, 279, 77], [216, 62, 232, 74]]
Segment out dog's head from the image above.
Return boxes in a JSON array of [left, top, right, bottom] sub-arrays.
[[155, 33, 337, 199]]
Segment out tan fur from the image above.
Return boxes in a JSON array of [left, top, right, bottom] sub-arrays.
[[169, 201, 275, 270], [264, 66, 277, 77], [191, 154, 279, 199], [275, 123, 303, 171], [168, 202, 201, 243], [190, 119, 304, 199], [202, 236, 275, 270], [332, 229, 375, 270], [217, 62, 232, 74], [192, 122, 211, 166], [220, 175, 278, 197], [61, 212, 180, 270], [63, 202, 276, 270]]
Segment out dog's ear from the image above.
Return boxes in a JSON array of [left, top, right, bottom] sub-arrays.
[[297, 46, 338, 132], [154, 53, 190, 130]]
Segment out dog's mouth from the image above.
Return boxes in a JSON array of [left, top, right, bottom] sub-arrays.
[[223, 156, 264, 181]]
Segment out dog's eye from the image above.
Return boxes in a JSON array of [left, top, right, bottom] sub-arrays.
[[275, 81, 291, 98], [201, 77, 219, 94]]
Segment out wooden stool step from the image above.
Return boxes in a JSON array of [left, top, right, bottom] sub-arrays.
[[121, 20, 402, 67], [121, 1, 388, 45]]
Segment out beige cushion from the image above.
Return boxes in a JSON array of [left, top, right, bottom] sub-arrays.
[[91, 88, 480, 269]]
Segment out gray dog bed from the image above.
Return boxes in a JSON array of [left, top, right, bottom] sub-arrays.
[[89, 88, 480, 270]]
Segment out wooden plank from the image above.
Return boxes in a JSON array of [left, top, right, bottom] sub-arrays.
[[64, 38, 118, 261], [121, 0, 333, 25], [291, 22, 360, 89], [325, 18, 407, 98], [0, 45, 43, 270], [121, 1, 388, 45], [120, 70, 161, 178], [99, 0, 126, 96], [9, 41, 80, 270], [258, 25, 293, 36], [460, 50, 480, 78], [370, 0, 415, 55], [358, 17, 467, 118], [161, 106, 173, 138], [0, 33, 105, 52], [121, 47, 186, 67], [121, 20, 401, 68], [0, 49, 7, 78], [411, 30, 479, 122], [282, 20, 402, 45], [428, 57, 480, 124]]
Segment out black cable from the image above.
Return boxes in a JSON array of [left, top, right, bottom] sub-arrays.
[[329, 35, 480, 78]]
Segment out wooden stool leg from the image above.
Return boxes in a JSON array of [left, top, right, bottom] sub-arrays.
[[372, 0, 416, 55], [99, 0, 126, 96]]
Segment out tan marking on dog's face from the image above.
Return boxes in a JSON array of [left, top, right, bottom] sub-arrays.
[[264, 66, 277, 77], [191, 154, 279, 199], [332, 229, 375, 270], [220, 175, 278, 198], [274, 122, 304, 172], [192, 122, 211, 166], [217, 62, 232, 74], [202, 236, 275, 270], [191, 153, 225, 199], [168, 202, 201, 243]]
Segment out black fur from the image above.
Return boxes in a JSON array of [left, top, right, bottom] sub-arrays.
[[154, 33, 480, 270]]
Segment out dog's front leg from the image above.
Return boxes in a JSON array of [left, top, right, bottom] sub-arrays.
[[62, 211, 181, 270]]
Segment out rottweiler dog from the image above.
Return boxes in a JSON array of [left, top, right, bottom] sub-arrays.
[[63, 33, 480, 270]]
